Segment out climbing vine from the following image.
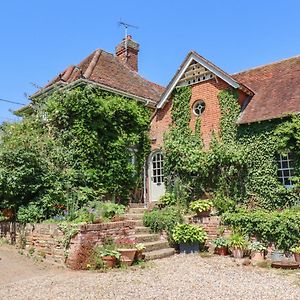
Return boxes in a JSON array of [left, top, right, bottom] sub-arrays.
[[163, 87, 300, 210]]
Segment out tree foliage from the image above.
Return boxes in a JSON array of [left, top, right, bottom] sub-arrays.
[[0, 85, 150, 221]]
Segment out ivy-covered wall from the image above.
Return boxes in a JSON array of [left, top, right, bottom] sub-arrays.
[[163, 86, 300, 210]]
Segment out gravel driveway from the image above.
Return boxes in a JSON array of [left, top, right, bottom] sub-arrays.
[[1, 244, 300, 300]]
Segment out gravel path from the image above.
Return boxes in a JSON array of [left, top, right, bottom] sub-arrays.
[[1, 245, 300, 300]]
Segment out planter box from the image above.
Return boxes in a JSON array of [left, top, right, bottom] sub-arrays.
[[179, 242, 199, 254]]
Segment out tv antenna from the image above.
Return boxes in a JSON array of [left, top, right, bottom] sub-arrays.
[[118, 21, 138, 60]]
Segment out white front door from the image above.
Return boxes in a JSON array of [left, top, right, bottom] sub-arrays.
[[149, 151, 165, 202]]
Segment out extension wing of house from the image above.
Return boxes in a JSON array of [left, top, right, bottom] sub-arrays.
[[148, 52, 300, 203], [16, 35, 164, 115]]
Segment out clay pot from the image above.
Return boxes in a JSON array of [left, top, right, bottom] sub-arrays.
[[251, 251, 265, 261], [135, 250, 144, 261], [196, 209, 211, 218], [215, 246, 228, 256], [232, 247, 244, 258], [118, 249, 137, 266], [102, 256, 117, 268], [294, 253, 300, 263]]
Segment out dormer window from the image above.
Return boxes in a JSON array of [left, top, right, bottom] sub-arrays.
[[277, 153, 294, 188], [193, 100, 206, 116]]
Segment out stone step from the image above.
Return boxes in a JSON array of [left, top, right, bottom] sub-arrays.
[[135, 226, 150, 234], [135, 234, 160, 243], [124, 213, 144, 220], [143, 240, 170, 252], [144, 248, 175, 260], [128, 207, 147, 214], [129, 203, 145, 208], [134, 220, 144, 226]]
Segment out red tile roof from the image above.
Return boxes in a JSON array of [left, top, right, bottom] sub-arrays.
[[37, 49, 164, 104], [233, 55, 300, 124]]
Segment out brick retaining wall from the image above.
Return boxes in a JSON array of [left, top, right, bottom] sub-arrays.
[[4, 221, 136, 268]]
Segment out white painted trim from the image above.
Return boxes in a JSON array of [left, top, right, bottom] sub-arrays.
[[157, 53, 240, 109]]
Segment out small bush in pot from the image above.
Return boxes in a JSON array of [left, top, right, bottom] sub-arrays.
[[99, 248, 120, 268], [212, 237, 229, 256], [135, 243, 146, 261], [290, 245, 300, 263], [116, 237, 137, 266], [249, 241, 266, 261], [189, 200, 213, 217], [172, 224, 207, 254], [228, 233, 248, 258]]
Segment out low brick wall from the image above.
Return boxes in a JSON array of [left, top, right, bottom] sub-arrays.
[[189, 216, 231, 250], [11, 220, 136, 268]]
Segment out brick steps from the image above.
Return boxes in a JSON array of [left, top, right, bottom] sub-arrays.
[[144, 248, 175, 260], [135, 226, 150, 234], [127, 208, 147, 214], [124, 204, 175, 260], [134, 233, 160, 243], [124, 213, 144, 220]]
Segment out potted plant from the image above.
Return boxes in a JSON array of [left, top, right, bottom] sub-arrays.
[[189, 200, 213, 218], [172, 223, 207, 254], [249, 241, 266, 261], [135, 243, 146, 260], [116, 237, 137, 266], [290, 245, 300, 263], [270, 249, 285, 262], [212, 237, 228, 256], [228, 233, 248, 258], [99, 248, 120, 268]]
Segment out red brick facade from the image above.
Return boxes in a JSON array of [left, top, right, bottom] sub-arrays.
[[150, 78, 248, 149]]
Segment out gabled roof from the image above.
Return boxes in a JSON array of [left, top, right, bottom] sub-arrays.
[[31, 49, 164, 105], [233, 55, 300, 124], [157, 51, 253, 109]]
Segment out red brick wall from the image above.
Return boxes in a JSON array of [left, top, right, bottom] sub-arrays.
[[150, 79, 249, 149], [14, 221, 136, 268]]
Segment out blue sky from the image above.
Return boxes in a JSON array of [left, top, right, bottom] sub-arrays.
[[1, 0, 300, 123]]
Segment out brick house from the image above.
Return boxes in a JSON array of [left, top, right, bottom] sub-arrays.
[[147, 51, 300, 205], [18, 36, 300, 206]]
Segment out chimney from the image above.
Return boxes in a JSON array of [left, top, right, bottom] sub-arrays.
[[115, 35, 140, 72]]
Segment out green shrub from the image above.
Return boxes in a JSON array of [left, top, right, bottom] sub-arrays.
[[17, 203, 45, 223], [212, 193, 235, 214], [227, 233, 248, 249], [223, 208, 300, 251], [212, 237, 228, 248], [143, 207, 184, 244], [189, 199, 213, 213], [158, 193, 177, 207], [172, 224, 207, 244]]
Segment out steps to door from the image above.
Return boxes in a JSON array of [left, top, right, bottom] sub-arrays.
[[124, 205, 175, 260]]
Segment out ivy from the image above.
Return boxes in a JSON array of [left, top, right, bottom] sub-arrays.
[[0, 85, 151, 221], [163, 87, 300, 210]]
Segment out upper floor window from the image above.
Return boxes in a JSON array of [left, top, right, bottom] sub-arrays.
[[193, 100, 206, 116], [277, 153, 294, 188]]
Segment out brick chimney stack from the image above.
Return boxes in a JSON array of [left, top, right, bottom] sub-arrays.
[[115, 35, 140, 72]]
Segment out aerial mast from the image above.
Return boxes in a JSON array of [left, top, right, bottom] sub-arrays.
[[118, 21, 138, 61]]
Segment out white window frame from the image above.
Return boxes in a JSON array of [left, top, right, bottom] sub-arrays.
[[277, 153, 294, 188]]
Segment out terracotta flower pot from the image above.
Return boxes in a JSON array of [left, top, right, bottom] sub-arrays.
[[101, 256, 117, 268], [118, 249, 137, 266], [196, 209, 211, 218], [232, 247, 244, 258], [294, 253, 300, 263], [135, 250, 144, 261], [251, 251, 265, 261], [215, 246, 228, 256]]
